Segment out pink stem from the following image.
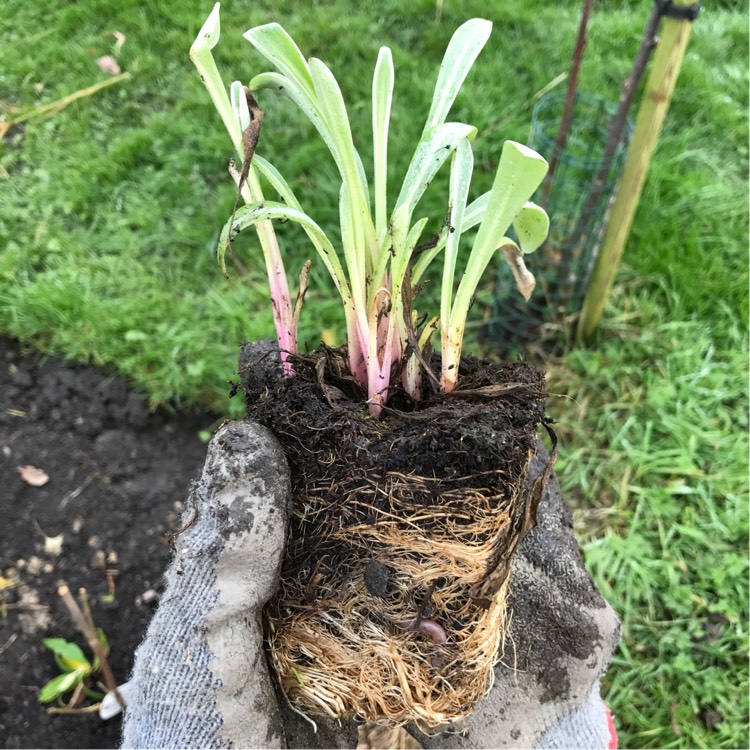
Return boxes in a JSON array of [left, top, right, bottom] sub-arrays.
[[265, 241, 295, 376]]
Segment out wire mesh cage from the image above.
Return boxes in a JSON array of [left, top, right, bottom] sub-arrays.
[[488, 90, 633, 357]]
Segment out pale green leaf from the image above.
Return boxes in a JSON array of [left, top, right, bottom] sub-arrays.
[[462, 191, 490, 231], [423, 19, 492, 133], [372, 46, 394, 234], [38, 668, 86, 703], [339, 182, 366, 305], [395, 122, 477, 219], [448, 141, 547, 354], [250, 71, 333, 153], [218, 202, 350, 305], [250, 71, 360, 201], [409, 189, 494, 284], [465, 141, 547, 280], [243, 23, 314, 97], [253, 155, 303, 210], [441, 138, 474, 326], [512, 201, 549, 254], [308, 58, 362, 193], [230, 81, 250, 131], [190, 3, 220, 55]]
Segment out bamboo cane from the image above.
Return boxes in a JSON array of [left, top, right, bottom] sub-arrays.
[[577, 0, 699, 342]]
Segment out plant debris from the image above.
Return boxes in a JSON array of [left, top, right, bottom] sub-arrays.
[[17, 464, 49, 487]]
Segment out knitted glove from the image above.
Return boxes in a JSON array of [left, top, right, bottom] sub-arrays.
[[121, 421, 619, 749]]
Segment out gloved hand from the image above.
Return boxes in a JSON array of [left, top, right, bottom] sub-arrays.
[[121, 421, 619, 749]]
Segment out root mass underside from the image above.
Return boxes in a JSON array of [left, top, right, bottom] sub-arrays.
[[242, 347, 548, 725]]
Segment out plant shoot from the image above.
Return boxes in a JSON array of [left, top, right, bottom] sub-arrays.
[[191, 4, 550, 415]]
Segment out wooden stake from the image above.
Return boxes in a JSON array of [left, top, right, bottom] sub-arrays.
[[577, 0, 698, 342]]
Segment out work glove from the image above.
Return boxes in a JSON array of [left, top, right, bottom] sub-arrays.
[[120, 420, 619, 749]]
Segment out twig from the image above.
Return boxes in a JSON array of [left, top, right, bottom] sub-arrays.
[[0, 633, 17, 655], [59, 474, 100, 509], [47, 704, 102, 715], [57, 585, 124, 709], [541, 0, 595, 208], [78, 588, 97, 636], [566, 1, 663, 253]]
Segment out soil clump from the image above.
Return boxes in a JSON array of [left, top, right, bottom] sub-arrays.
[[240, 343, 549, 724]]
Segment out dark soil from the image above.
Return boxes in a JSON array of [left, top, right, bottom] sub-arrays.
[[0, 339, 214, 749], [241, 343, 548, 606]]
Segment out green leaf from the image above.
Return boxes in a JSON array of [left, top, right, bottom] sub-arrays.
[[308, 58, 368, 202], [43, 638, 90, 672], [38, 668, 86, 703], [513, 201, 549, 254], [423, 19, 492, 134], [218, 202, 350, 305], [462, 191, 491, 231], [253, 155, 303, 210], [395, 122, 477, 219], [190, 3, 221, 55], [411, 188, 494, 284], [230, 81, 251, 131], [250, 72, 338, 174], [372, 46, 394, 234], [96, 628, 109, 655], [243, 23, 315, 98], [441, 138, 474, 327], [462, 141, 547, 288], [442, 141, 547, 391], [339, 181, 366, 306]]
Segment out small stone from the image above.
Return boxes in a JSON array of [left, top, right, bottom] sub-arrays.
[[27, 556, 43, 576], [141, 588, 158, 604], [44, 534, 63, 556], [72, 516, 84, 534]]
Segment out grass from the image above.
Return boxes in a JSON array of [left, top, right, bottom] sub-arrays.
[[1, 0, 747, 747]]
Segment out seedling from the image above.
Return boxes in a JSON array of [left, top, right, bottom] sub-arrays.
[[39, 633, 108, 708], [191, 5, 550, 414], [39, 585, 125, 716]]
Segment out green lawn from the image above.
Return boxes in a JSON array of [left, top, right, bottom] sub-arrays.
[[1, 1, 747, 747]]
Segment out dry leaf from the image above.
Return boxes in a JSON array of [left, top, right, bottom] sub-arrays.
[[112, 31, 126, 54], [96, 55, 121, 75], [0, 572, 19, 593], [501, 243, 536, 301], [17, 465, 49, 487], [357, 722, 422, 750]]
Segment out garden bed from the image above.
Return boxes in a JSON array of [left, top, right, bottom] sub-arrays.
[[0, 338, 213, 749]]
